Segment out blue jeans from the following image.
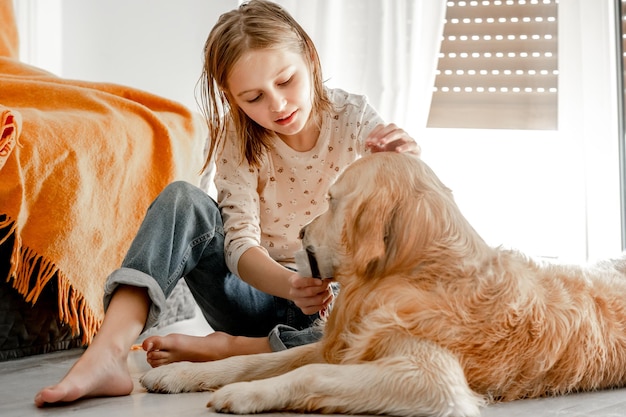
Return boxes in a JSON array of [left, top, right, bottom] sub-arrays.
[[103, 181, 322, 350]]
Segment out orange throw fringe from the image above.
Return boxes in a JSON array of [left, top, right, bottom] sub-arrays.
[[2, 225, 100, 344]]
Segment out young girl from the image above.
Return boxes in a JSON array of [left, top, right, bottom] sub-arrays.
[[35, 0, 420, 406]]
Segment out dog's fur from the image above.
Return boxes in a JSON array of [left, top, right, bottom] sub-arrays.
[[141, 152, 626, 417]]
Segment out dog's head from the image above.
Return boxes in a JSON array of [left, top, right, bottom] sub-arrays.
[[300, 152, 482, 281]]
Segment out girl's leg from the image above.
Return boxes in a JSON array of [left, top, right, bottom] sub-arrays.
[[124, 181, 303, 364], [35, 181, 223, 406], [116, 181, 284, 336], [143, 276, 324, 366], [142, 332, 272, 367], [132, 183, 324, 366], [34, 285, 150, 407], [140, 200, 283, 366]]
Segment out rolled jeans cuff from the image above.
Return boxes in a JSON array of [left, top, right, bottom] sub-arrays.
[[268, 324, 323, 352], [103, 267, 166, 334]]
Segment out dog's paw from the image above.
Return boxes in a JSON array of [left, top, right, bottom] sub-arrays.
[[140, 362, 214, 393], [207, 381, 283, 414]]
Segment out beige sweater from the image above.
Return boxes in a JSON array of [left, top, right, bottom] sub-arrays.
[[216, 88, 383, 275]]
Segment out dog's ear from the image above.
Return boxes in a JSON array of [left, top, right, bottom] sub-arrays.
[[343, 155, 480, 279], [345, 195, 394, 279], [346, 192, 433, 279], [342, 158, 437, 279]]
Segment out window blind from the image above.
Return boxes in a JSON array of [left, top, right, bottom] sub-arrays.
[[427, 0, 558, 130]]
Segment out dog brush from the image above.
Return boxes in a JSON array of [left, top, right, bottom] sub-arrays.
[[294, 246, 334, 279]]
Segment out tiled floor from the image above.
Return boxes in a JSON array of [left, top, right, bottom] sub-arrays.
[[2, 312, 626, 417]]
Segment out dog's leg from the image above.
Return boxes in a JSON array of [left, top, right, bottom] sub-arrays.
[[140, 342, 323, 393], [208, 340, 484, 417]]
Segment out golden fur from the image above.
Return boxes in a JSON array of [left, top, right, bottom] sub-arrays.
[[141, 152, 626, 416]]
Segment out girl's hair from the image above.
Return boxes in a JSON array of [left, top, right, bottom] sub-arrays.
[[199, 0, 331, 170]]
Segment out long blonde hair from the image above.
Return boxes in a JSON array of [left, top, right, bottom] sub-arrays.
[[198, 0, 331, 171]]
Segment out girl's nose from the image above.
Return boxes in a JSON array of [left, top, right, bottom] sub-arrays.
[[269, 92, 287, 113]]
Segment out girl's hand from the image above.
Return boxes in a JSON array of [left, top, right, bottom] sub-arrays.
[[287, 272, 334, 315], [365, 123, 421, 156]]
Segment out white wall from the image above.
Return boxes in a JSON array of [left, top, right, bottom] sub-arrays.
[[59, 0, 238, 112]]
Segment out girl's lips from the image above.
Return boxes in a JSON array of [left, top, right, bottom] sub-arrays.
[[275, 110, 297, 126]]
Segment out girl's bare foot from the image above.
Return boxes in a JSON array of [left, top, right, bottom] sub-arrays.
[[34, 344, 133, 407], [143, 331, 271, 367], [34, 285, 150, 407]]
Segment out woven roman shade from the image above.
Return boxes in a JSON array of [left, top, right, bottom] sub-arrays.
[[427, 0, 558, 130]]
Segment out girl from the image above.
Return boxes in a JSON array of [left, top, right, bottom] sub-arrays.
[[35, 0, 420, 406]]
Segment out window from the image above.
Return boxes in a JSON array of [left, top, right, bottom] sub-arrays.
[[13, 0, 62, 75], [427, 0, 558, 130]]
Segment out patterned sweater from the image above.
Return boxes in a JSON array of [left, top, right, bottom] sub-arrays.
[[216, 88, 383, 275]]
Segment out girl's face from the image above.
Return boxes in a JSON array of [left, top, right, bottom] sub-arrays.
[[227, 48, 314, 141]]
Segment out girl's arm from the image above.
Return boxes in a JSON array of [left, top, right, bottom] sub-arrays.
[[237, 246, 333, 315]]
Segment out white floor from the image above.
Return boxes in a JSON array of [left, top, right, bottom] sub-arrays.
[[1, 311, 626, 417]]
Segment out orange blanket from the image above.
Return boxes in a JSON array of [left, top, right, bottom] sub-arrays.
[[0, 0, 207, 343]]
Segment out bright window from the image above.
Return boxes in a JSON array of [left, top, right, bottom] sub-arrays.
[[428, 0, 559, 130], [13, 0, 62, 75]]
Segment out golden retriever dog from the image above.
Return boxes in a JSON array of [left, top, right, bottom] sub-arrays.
[[140, 152, 626, 417]]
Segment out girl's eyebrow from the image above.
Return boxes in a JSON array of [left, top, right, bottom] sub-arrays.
[[236, 88, 261, 98], [235, 65, 295, 97]]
